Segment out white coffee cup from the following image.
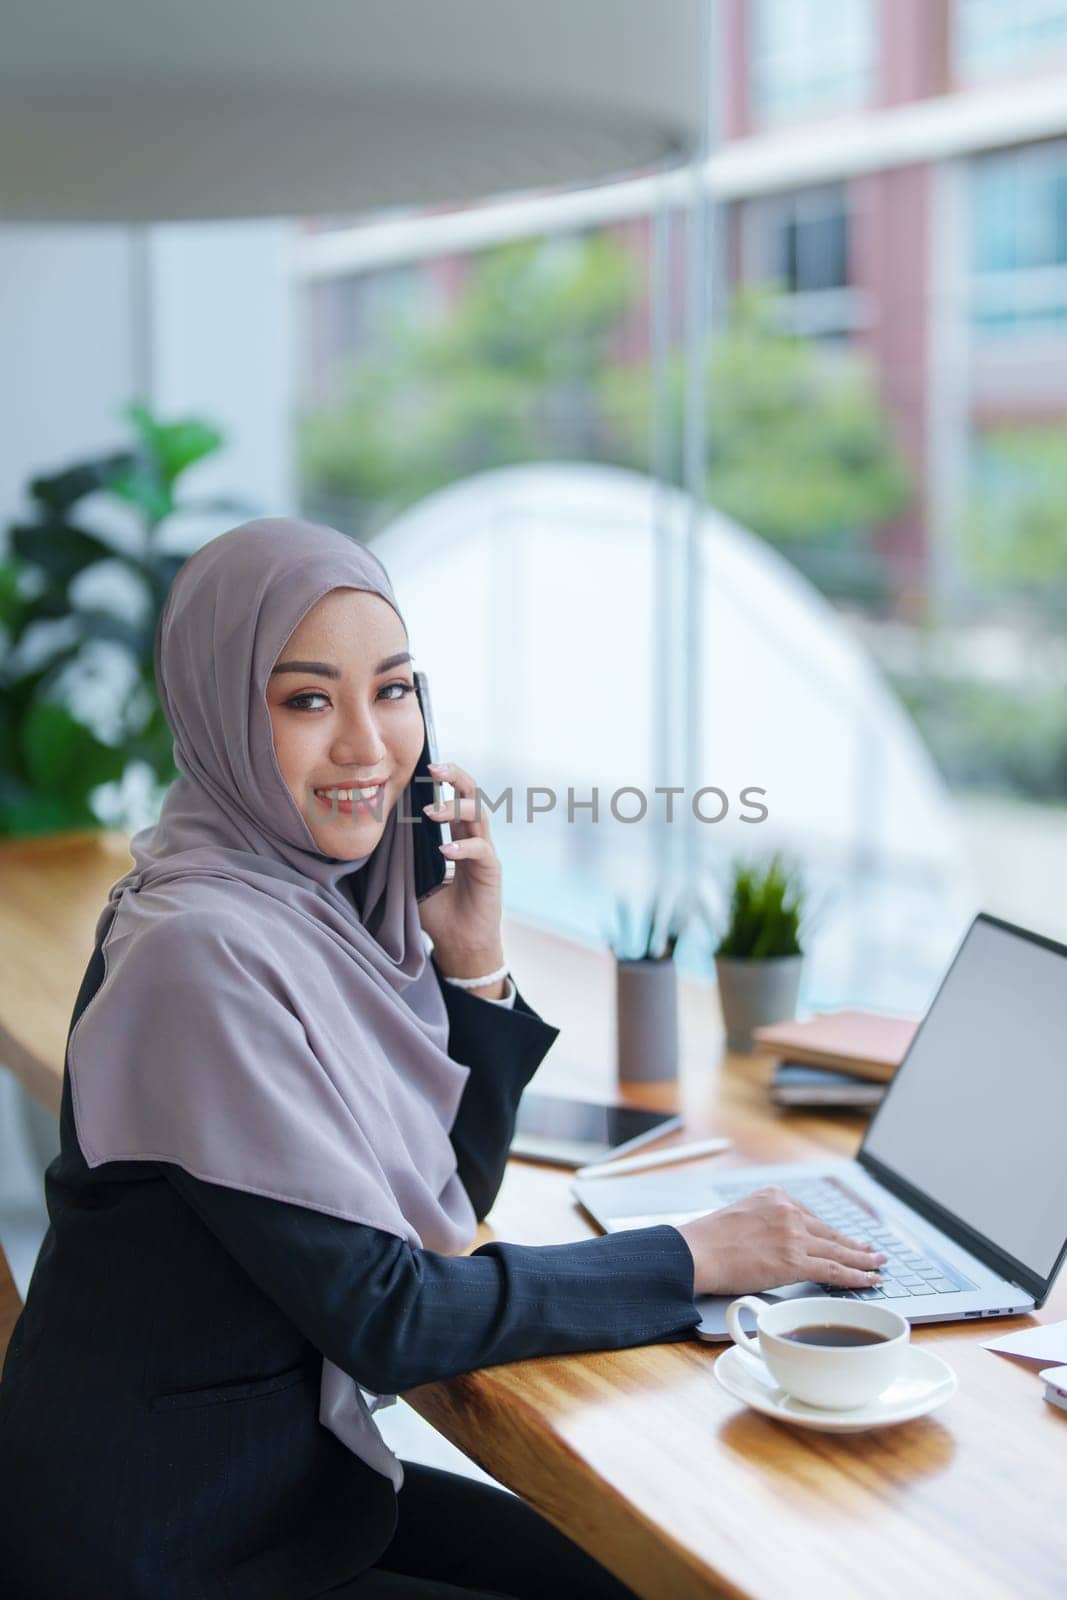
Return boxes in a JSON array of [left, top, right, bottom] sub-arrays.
[[725, 1295, 910, 1410]]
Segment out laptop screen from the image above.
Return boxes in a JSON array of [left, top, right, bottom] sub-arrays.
[[861, 915, 1067, 1284]]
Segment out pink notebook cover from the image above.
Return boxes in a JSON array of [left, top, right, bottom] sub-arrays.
[[751, 1010, 920, 1082]]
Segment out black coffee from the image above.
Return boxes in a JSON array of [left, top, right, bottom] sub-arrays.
[[781, 1324, 890, 1348]]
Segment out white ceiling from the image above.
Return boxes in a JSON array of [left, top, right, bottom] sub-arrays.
[[0, 0, 709, 221]]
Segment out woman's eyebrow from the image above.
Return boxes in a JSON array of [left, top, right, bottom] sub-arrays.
[[270, 651, 413, 679]]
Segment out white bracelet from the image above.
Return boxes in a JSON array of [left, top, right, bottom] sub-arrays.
[[442, 963, 511, 991]]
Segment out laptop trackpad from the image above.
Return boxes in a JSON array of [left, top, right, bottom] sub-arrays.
[[695, 1280, 824, 1342]]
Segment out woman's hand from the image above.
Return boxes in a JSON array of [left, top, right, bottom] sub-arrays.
[[416, 759, 506, 996], [673, 1186, 887, 1297]]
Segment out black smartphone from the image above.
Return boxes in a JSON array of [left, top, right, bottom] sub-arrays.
[[410, 670, 455, 902]]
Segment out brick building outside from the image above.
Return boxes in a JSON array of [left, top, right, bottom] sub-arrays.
[[299, 1, 1067, 625]]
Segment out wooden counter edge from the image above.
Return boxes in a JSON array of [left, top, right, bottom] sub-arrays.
[[404, 1368, 741, 1600]]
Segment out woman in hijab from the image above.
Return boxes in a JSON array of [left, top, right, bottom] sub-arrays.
[[0, 518, 883, 1600]]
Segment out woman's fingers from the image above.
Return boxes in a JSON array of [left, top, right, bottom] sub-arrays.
[[426, 764, 491, 837], [783, 1193, 885, 1261], [803, 1214, 886, 1260], [814, 1239, 886, 1270], [806, 1255, 883, 1289], [429, 761, 474, 797], [423, 795, 485, 832], [439, 835, 495, 860]]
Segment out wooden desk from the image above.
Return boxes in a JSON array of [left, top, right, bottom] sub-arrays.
[[3, 834, 1064, 1598], [407, 920, 1067, 1600], [0, 831, 136, 1114]]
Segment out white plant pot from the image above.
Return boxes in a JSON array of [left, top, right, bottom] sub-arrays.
[[714, 953, 803, 1054]]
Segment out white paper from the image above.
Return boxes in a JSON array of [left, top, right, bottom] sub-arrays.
[[982, 1320, 1067, 1364]]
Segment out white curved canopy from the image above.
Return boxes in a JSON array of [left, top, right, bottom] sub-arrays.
[[375, 463, 977, 1013], [0, 0, 708, 221]]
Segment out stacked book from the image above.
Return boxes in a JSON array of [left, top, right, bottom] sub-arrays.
[[751, 1010, 920, 1112]]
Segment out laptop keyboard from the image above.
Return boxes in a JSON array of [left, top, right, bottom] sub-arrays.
[[713, 1175, 975, 1299]]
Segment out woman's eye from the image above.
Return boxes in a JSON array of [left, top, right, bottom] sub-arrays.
[[284, 682, 415, 712]]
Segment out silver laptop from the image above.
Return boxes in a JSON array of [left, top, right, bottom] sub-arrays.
[[574, 912, 1067, 1340]]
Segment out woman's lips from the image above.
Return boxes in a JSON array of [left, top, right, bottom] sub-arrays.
[[313, 784, 387, 817]]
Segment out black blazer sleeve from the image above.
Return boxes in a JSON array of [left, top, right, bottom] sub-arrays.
[[161, 1163, 702, 1396], [434, 956, 561, 1221]]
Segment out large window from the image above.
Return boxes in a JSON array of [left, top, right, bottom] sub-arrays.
[[371, 466, 974, 1014], [750, 0, 876, 128], [748, 185, 849, 294], [967, 427, 1067, 618], [302, 263, 442, 405], [971, 141, 1067, 336], [740, 184, 863, 338], [956, 0, 1067, 79]]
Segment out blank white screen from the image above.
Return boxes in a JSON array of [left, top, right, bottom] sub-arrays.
[[863, 917, 1067, 1281]]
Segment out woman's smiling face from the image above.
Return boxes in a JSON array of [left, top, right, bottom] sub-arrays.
[[267, 586, 424, 859]]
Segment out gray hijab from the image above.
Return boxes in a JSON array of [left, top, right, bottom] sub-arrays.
[[67, 516, 477, 1489]]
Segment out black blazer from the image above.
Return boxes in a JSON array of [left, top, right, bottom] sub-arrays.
[[0, 941, 701, 1600]]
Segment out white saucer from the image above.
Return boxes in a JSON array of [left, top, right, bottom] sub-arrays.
[[713, 1343, 958, 1433]]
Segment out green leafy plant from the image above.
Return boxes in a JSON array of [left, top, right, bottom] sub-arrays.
[[706, 853, 806, 961], [299, 233, 638, 537], [604, 286, 912, 548], [607, 886, 691, 962], [300, 257, 912, 619], [0, 403, 246, 838], [892, 671, 1067, 803]]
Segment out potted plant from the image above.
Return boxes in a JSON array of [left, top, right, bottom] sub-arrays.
[[705, 854, 807, 1053], [607, 887, 690, 1084]]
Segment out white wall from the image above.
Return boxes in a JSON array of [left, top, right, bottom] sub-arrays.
[[0, 225, 138, 525], [146, 220, 296, 518], [0, 218, 296, 532]]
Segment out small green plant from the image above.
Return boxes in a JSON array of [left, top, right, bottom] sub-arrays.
[[607, 886, 691, 962], [709, 854, 806, 960]]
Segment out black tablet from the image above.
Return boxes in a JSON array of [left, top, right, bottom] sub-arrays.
[[510, 1092, 683, 1169]]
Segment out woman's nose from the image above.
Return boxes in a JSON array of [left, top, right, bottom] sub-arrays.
[[329, 707, 388, 768]]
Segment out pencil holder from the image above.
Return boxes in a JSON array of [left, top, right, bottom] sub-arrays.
[[615, 957, 679, 1084]]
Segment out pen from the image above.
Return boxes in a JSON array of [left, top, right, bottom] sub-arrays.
[[575, 1135, 732, 1180]]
